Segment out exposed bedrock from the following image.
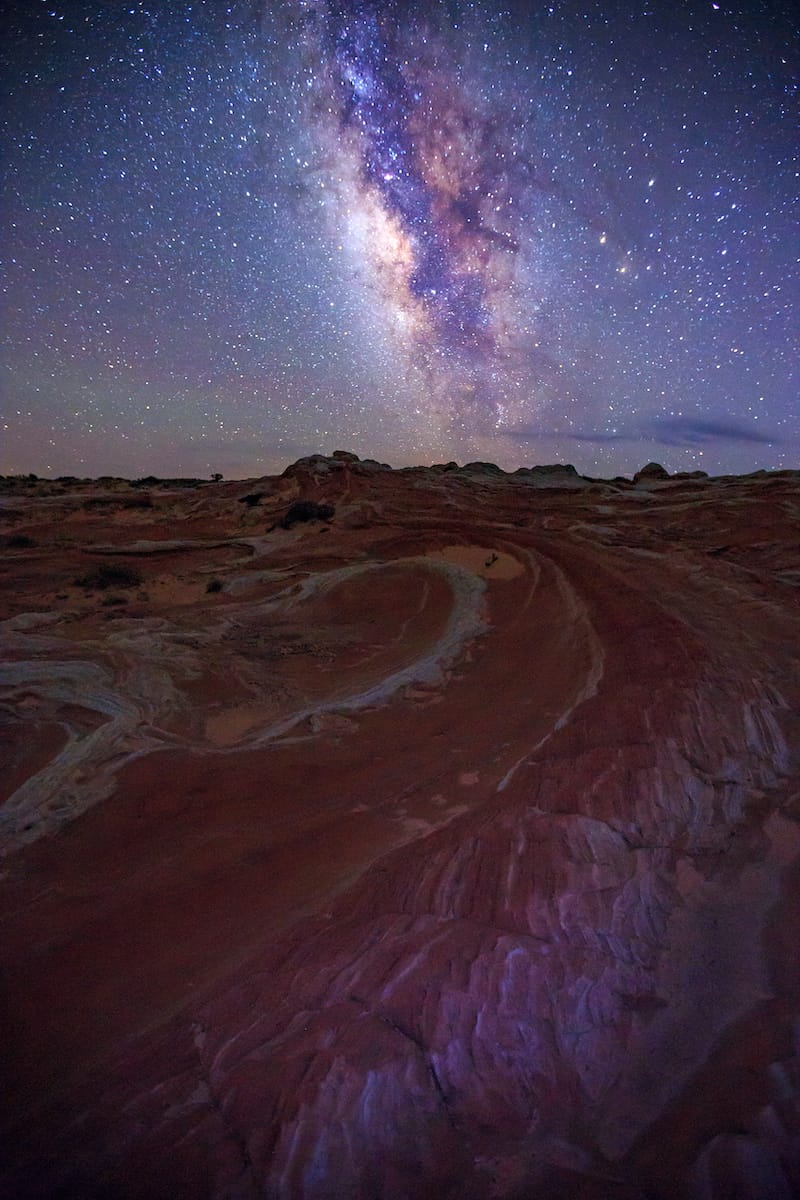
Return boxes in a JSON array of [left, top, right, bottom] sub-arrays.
[[1, 469, 799, 1198]]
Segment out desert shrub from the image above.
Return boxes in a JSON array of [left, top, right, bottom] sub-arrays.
[[239, 492, 264, 508], [280, 500, 335, 529], [75, 563, 142, 590], [8, 534, 36, 548], [130, 476, 203, 489], [206, 578, 223, 593], [101, 595, 129, 607]]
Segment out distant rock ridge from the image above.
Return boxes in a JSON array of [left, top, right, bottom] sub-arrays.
[[279, 454, 601, 489], [459, 460, 506, 475], [3, 460, 798, 491], [516, 462, 579, 476]]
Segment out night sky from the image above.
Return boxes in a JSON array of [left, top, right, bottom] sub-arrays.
[[2, 0, 797, 479]]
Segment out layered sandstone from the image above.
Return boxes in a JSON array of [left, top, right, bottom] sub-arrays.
[[1, 459, 799, 1198]]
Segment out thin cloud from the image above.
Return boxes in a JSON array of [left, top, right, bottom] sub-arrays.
[[503, 416, 779, 448], [651, 416, 777, 446]]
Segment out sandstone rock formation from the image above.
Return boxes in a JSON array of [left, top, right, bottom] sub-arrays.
[[633, 461, 671, 484], [1, 462, 799, 1198]]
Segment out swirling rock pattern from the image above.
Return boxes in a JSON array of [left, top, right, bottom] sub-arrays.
[[1, 462, 799, 1199]]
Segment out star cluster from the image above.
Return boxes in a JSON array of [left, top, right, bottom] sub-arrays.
[[1, 0, 797, 477]]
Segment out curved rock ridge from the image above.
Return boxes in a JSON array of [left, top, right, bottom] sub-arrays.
[[0, 555, 487, 850], [0, 466, 799, 1199]]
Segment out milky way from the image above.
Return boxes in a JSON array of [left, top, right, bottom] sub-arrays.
[[1, 0, 797, 476], [300, 1, 539, 438]]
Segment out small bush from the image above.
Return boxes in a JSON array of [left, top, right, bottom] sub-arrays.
[[75, 563, 143, 590], [239, 492, 264, 508], [206, 578, 223, 593], [280, 500, 335, 529], [8, 534, 36, 549], [101, 595, 129, 607]]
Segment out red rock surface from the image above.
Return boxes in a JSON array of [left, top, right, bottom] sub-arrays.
[[1, 460, 799, 1198]]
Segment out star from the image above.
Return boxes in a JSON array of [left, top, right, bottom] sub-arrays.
[[0, 0, 796, 477]]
